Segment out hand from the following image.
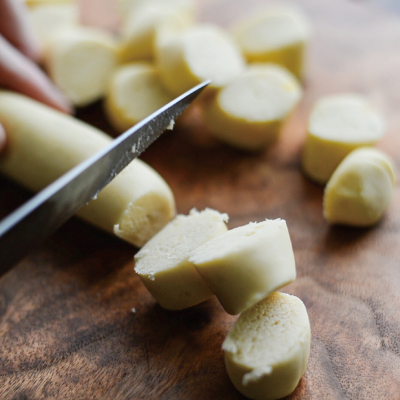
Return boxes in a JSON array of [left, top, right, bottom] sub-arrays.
[[0, 0, 72, 151]]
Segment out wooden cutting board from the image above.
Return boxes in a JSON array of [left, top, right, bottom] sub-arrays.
[[1, 0, 400, 398]]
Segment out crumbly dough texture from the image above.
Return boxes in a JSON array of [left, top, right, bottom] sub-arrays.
[[156, 24, 245, 96], [222, 292, 311, 400], [232, 7, 310, 79], [323, 147, 396, 226], [45, 27, 118, 106], [202, 64, 302, 151], [134, 208, 229, 310], [0, 91, 175, 247], [104, 63, 175, 133], [189, 219, 296, 315], [301, 94, 386, 184]]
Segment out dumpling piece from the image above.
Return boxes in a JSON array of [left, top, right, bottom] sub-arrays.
[[156, 24, 245, 96], [45, 27, 118, 106], [301, 94, 386, 184], [201, 64, 302, 151], [222, 292, 311, 400], [323, 147, 396, 227], [104, 63, 175, 133], [118, 0, 195, 62], [189, 219, 296, 315], [134, 209, 229, 310], [232, 7, 311, 79], [29, 3, 79, 50]]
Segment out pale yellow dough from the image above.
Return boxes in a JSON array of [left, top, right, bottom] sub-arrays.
[[323, 147, 396, 226], [119, 0, 195, 62], [104, 63, 175, 133], [223, 292, 311, 400], [302, 94, 386, 184], [232, 7, 310, 79], [202, 64, 302, 151], [189, 219, 296, 315], [0, 92, 176, 247], [29, 3, 79, 50], [24, 0, 76, 7], [134, 209, 229, 310], [156, 24, 245, 96], [45, 27, 118, 107]]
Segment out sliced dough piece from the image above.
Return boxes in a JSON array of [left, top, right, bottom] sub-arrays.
[[202, 64, 302, 151], [323, 147, 396, 226], [302, 94, 386, 184], [104, 63, 175, 133], [45, 27, 118, 106], [0, 91, 175, 247], [29, 3, 79, 50], [119, 0, 195, 62], [233, 7, 310, 79], [189, 219, 296, 315], [222, 292, 311, 400], [134, 209, 229, 310], [156, 24, 245, 96]]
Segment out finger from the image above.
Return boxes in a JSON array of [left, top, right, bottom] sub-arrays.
[[0, 0, 41, 62], [0, 34, 72, 114], [0, 121, 6, 152]]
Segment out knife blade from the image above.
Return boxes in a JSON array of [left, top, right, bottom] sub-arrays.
[[0, 80, 209, 273]]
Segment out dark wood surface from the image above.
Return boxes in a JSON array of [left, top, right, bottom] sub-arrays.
[[1, 0, 400, 398]]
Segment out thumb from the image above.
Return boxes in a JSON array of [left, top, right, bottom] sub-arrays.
[[0, 122, 6, 153]]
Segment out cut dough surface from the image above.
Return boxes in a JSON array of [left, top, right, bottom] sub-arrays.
[[45, 27, 118, 106], [202, 64, 302, 150], [156, 24, 245, 96], [223, 292, 311, 400], [0, 91, 175, 247], [233, 7, 310, 79], [302, 94, 386, 184], [104, 63, 175, 133], [323, 147, 396, 226], [189, 219, 296, 315], [134, 209, 229, 310]]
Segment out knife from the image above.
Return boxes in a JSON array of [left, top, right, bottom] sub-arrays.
[[0, 80, 209, 274]]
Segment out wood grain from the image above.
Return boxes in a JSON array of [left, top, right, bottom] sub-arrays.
[[1, 0, 400, 399]]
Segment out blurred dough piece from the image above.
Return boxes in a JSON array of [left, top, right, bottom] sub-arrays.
[[104, 63, 175, 133], [45, 27, 118, 106], [232, 7, 310, 79], [134, 209, 229, 310], [189, 219, 296, 315], [202, 64, 302, 151], [302, 94, 386, 184], [324, 147, 396, 226], [156, 24, 245, 96], [222, 292, 311, 400], [29, 3, 79, 49], [119, 0, 195, 62]]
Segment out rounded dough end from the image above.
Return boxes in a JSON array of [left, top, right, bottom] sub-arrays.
[[323, 147, 396, 227]]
